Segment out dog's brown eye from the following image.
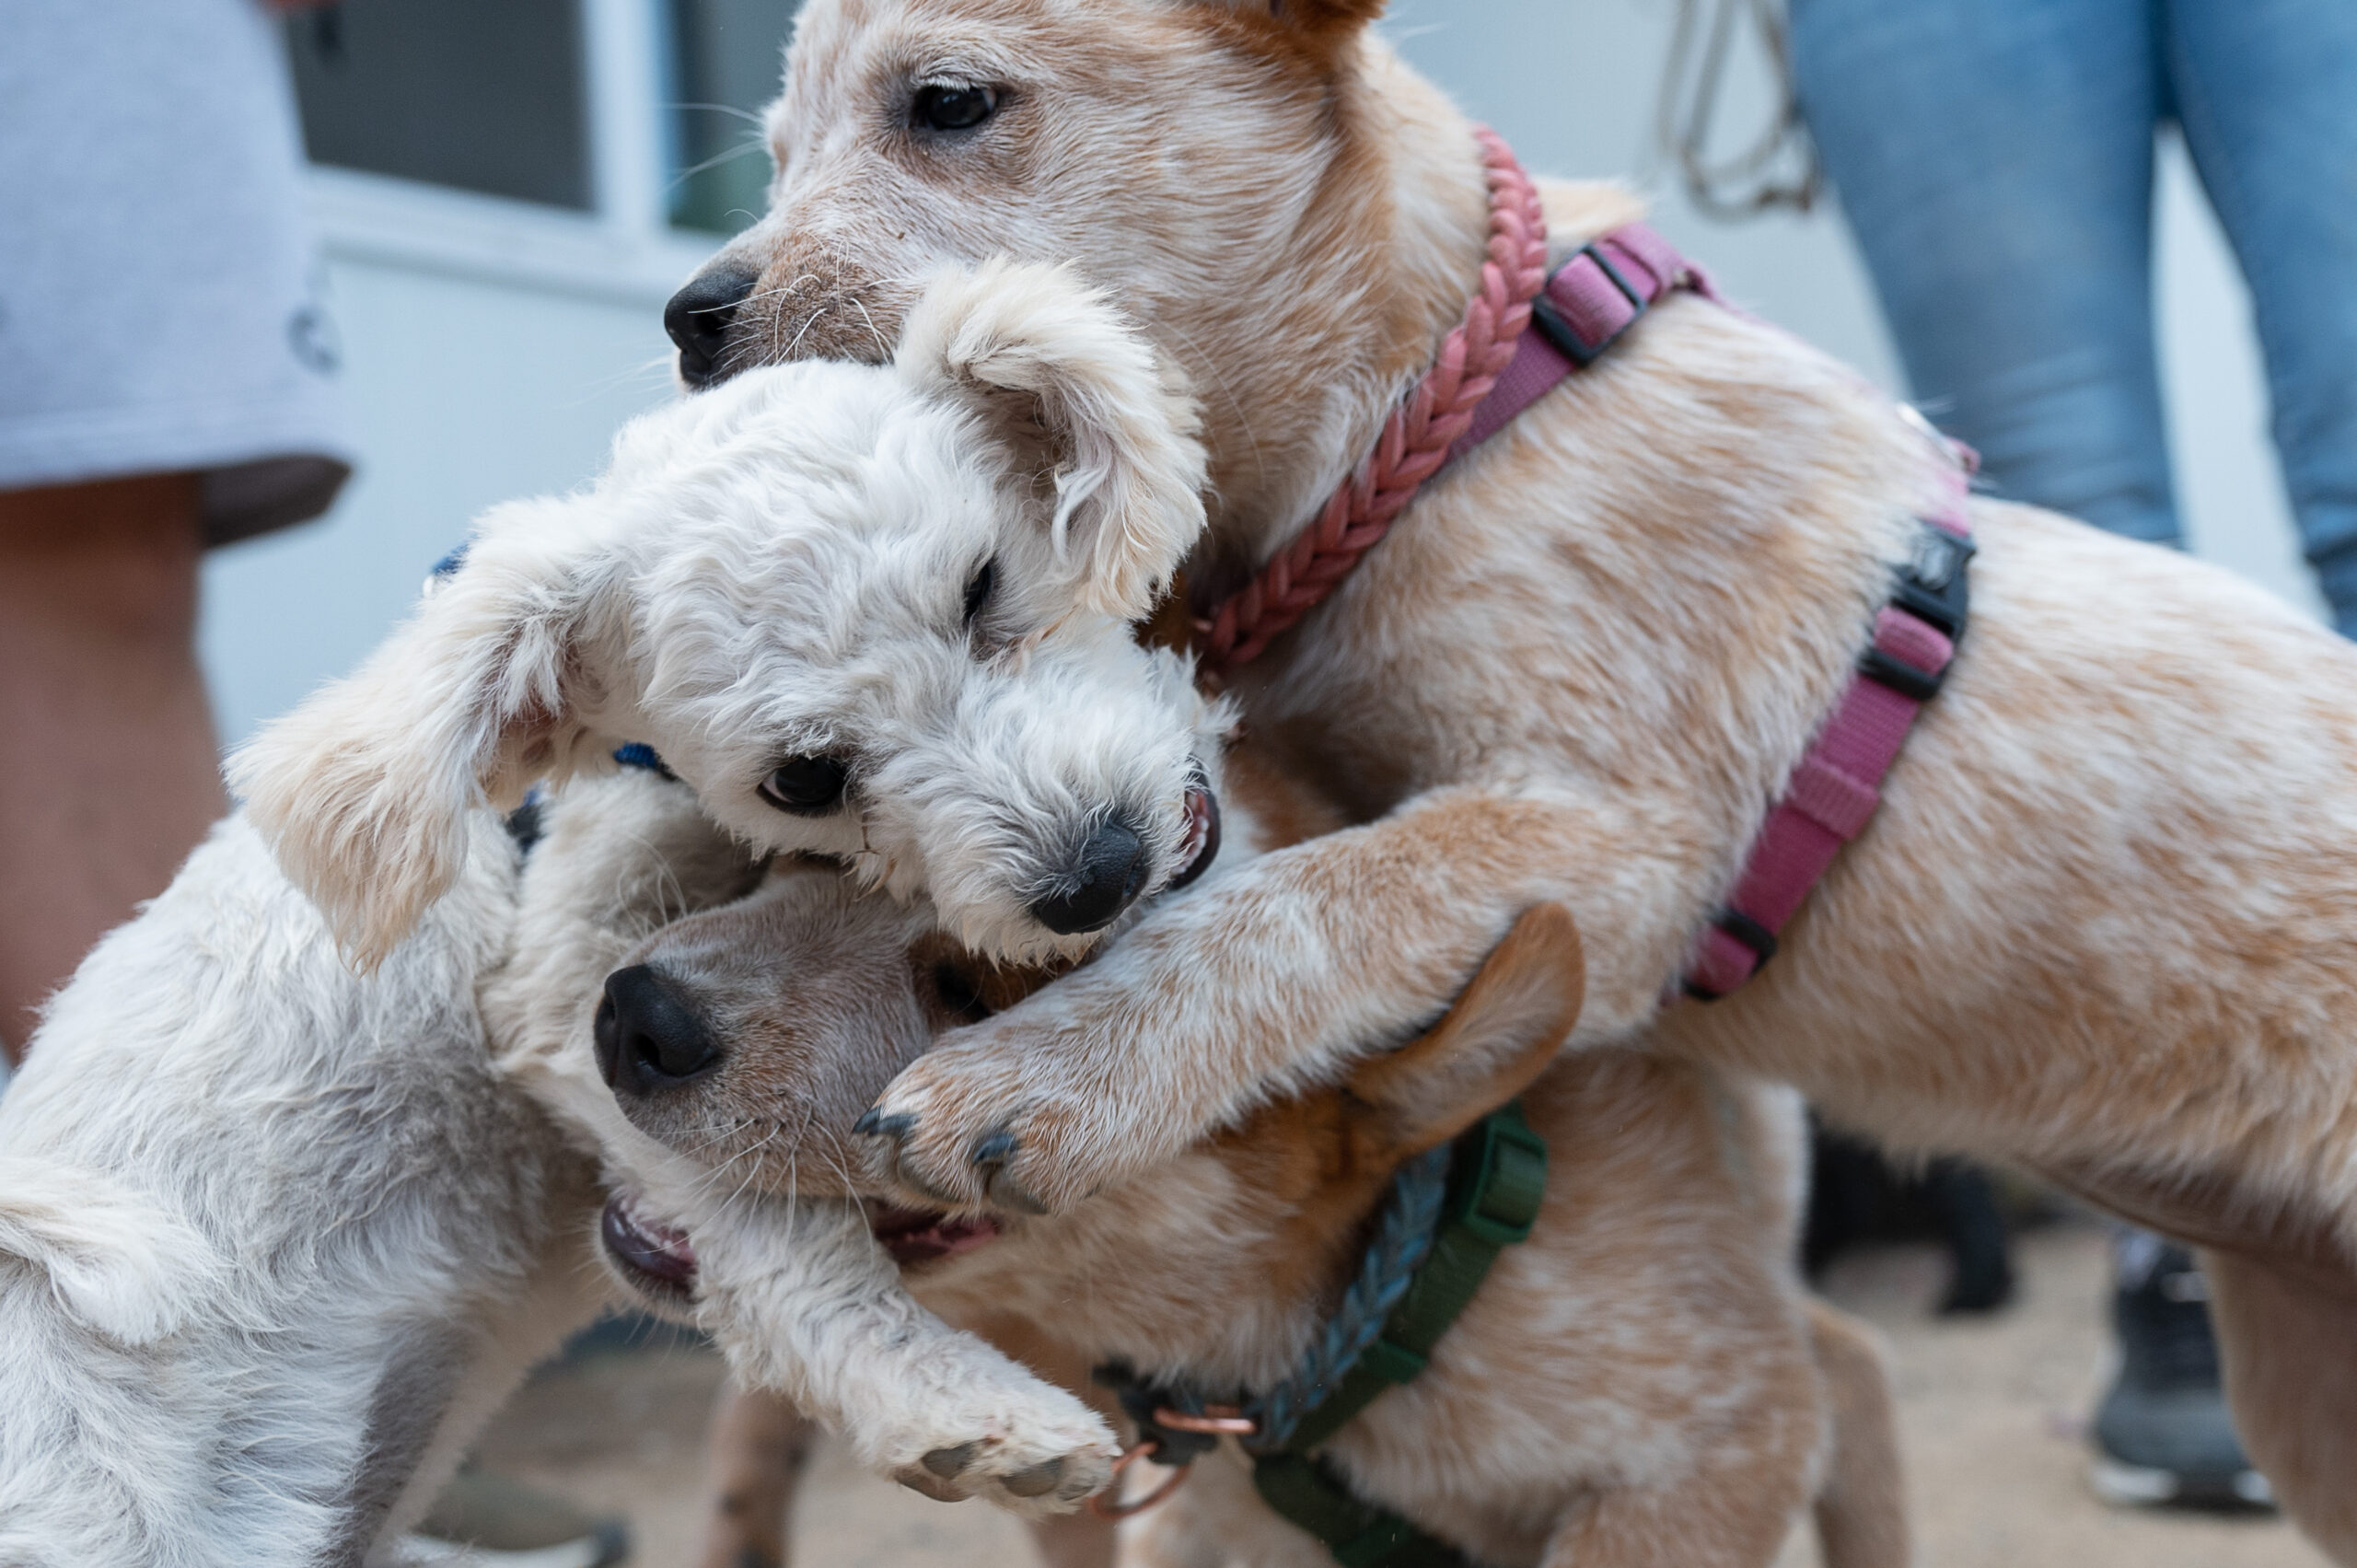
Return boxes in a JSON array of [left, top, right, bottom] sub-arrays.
[[930, 961, 993, 1024], [758, 754, 849, 815], [962, 556, 995, 627], [913, 84, 997, 133]]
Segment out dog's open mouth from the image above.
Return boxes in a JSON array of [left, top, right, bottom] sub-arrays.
[[866, 1201, 1000, 1267], [600, 1194, 697, 1302], [1167, 773, 1222, 892]]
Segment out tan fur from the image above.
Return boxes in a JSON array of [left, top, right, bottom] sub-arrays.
[[628, 757, 1905, 1568], [708, 6, 2357, 1550]]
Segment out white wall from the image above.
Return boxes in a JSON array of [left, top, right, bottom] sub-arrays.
[[199, 260, 678, 742], [196, 0, 2319, 749]]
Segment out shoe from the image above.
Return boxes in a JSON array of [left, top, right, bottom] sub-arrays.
[[2088, 1237, 2273, 1510], [384, 1470, 631, 1567]]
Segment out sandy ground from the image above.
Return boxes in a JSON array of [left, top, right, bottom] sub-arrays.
[[470, 1221, 2324, 1568]]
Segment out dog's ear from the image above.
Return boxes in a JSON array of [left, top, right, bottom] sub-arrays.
[[227, 498, 616, 969], [1348, 904, 1584, 1157], [896, 258, 1207, 621], [1191, 0, 1386, 52]]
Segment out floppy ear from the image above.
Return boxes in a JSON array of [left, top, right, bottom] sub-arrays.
[[1349, 904, 1585, 1157], [226, 497, 617, 969], [895, 257, 1207, 620], [1191, 0, 1386, 53]]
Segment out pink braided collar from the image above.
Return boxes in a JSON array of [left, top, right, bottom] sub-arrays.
[[1190, 131, 1708, 681], [1178, 129, 1976, 1005], [1190, 128, 1550, 680]]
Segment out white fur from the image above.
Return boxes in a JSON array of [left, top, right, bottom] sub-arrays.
[[231, 265, 1212, 970], [0, 814, 606, 1567], [0, 770, 1118, 1561]]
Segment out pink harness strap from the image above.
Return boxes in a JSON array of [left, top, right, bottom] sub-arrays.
[[1197, 132, 1973, 1004], [1684, 482, 1973, 999], [1442, 218, 1976, 1001], [1450, 224, 1716, 459]]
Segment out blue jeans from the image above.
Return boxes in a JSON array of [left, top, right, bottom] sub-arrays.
[[1790, 0, 2357, 633]]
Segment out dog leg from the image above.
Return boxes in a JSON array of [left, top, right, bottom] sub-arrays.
[[1804, 1300, 1910, 1568], [685, 1194, 1118, 1516], [2202, 1249, 2357, 1562], [1538, 1482, 1805, 1568], [859, 787, 1657, 1212], [696, 1383, 815, 1568]]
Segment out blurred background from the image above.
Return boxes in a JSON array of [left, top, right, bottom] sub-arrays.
[[206, 0, 2315, 748]]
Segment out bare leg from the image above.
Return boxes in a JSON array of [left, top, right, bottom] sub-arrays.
[[0, 474, 221, 1062]]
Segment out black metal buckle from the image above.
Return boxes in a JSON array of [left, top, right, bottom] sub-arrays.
[[1529, 242, 1650, 367], [1683, 908, 1778, 1002], [1892, 523, 1976, 641], [1859, 521, 1976, 702]]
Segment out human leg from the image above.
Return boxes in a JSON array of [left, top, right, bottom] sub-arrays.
[[2164, 0, 2357, 631], [0, 476, 224, 1061], [1789, 0, 2180, 541]]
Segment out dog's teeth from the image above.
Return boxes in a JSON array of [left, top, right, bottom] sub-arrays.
[[970, 1129, 1020, 1167], [1000, 1458, 1063, 1498], [921, 1441, 980, 1478]]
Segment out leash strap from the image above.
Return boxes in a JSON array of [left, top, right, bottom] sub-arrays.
[[1683, 486, 1974, 999], [1248, 1102, 1548, 1568]]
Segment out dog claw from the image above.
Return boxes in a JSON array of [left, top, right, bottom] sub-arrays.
[[1000, 1458, 1063, 1498], [971, 1129, 1019, 1168], [921, 1442, 980, 1479], [894, 1465, 967, 1503], [854, 1109, 916, 1143]]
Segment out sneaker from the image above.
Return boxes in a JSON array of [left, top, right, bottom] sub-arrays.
[[2088, 1236, 2273, 1510], [383, 1470, 631, 1567]]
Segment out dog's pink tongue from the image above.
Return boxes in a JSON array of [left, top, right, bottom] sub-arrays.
[[601, 1196, 697, 1298]]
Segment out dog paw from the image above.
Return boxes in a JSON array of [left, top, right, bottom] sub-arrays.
[[853, 1041, 1101, 1214], [879, 1400, 1116, 1515]]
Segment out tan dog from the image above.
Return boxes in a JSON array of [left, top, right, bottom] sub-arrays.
[[605, 753, 1905, 1568], [652, 2, 2357, 1552]]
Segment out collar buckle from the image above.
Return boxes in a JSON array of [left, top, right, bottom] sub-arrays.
[[1530, 242, 1651, 366]]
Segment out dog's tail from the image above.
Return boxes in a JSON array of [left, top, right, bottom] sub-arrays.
[[1806, 1297, 1912, 1568], [0, 1156, 227, 1346]]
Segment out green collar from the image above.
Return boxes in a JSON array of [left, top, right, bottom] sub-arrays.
[[1098, 1099, 1548, 1568]]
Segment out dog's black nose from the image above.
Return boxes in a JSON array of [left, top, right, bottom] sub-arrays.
[[596, 966, 724, 1094], [1027, 817, 1148, 935], [663, 263, 759, 389]]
